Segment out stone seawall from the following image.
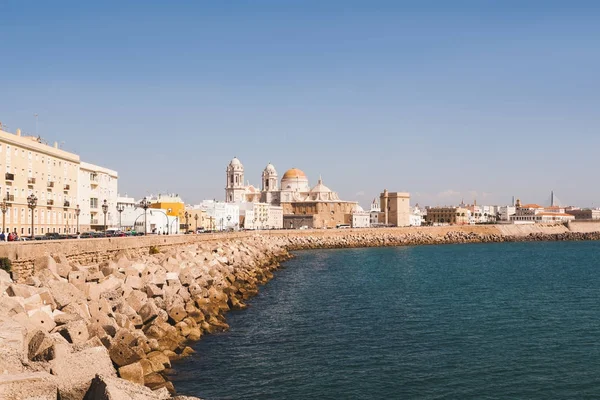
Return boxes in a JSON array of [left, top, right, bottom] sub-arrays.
[[3, 223, 594, 282], [2, 224, 600, 399]]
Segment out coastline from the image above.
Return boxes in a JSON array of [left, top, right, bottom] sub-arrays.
[[1, 224, 600, 398]]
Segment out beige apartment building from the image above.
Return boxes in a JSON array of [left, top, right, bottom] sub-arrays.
[[0, 124, 118, 236], [0, 127, 80, 236]]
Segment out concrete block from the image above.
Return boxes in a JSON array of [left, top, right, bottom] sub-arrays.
[[125, 290, 148, 313], [54, 312, 82, 326], [86, 271, 105, 282], [108, 339, 145, 367], [62, 301, 92, 320], [50, 346, 116, 400], [27, 309, 57, 332], [83, 374, 166, 400], [48, 280, 84, 309], [0, 296, 25, 317], [6, 283, 37, 298], [118, 361, 144, 385], [138, 300, 159, 324], [28, 329, 55, 361], [68, 270, 87, 285], [34, 255, 58, 276], [168, 305, 187, 323], [125, 275, 143, 290], [100, 289, 124, 309], [56, 319, 89, 345], [145, 284, 164, 298], [25, 275, 41, 287], [89, 299, 112, 319], [0, 372, 58, 400], [0, 316, 26, 373]]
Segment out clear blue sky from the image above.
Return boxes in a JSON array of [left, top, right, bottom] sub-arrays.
[[1, 1, 599, 208]]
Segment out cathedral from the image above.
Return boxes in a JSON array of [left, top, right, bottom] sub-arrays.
[[225, 157, 358, 228]]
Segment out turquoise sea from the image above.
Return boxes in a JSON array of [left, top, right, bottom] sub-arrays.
[[170, 241, 600, 399]]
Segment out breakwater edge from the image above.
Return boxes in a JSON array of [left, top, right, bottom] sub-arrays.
[[1, 222, 600, 399]]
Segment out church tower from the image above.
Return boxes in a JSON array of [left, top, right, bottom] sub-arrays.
[[261, 163, 280, 205], [225, 157, 245, 203]]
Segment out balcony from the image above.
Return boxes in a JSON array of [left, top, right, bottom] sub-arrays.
[[64, 201, 70, 208], [46, 200, 54, 206], [28, 178, 36, 186], [64, 184, 70, 191], [5, 195, 14, 202], [5, 173, 14, 181], [90, 219, 99, 225], [47, 181, 54, 188], [90, 175, 99, 186]]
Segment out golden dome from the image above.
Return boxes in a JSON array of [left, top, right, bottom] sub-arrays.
[[282, 168, 307, 180]]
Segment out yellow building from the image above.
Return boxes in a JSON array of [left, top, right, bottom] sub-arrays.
[[0, 126, 81, 236], [149, 194, 184, 217], [184, 208, 213, 232]]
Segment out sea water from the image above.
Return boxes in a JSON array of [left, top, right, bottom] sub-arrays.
[[170, 241, 600, 399]]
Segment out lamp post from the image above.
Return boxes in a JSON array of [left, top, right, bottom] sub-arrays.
[[1, 193, 9, 236], [116, 204, 125, 230], [27, 194, 37, 239], [220, 217, 224, 231], [227, 215, 232, 231], [139, 197, 150, 235], [75, 204, 80, 234], [194, 214, 199, 233], [184, 211, 190, 234], [102, 199, 108, 234]]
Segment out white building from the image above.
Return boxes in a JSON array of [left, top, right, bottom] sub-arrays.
[[351, 205, 370, 228], [410, 205, 424, 226], [510, 202, 575, 224], [201, 200, 240, 231], [238, 202, 284, 230], [370, 198, 381, 226], [77, 162, 118, 232], [499, 206, 516, 221]]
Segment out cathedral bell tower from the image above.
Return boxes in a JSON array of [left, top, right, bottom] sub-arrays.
[[225, 157, 245, 203], [261, 163, 280, 205]]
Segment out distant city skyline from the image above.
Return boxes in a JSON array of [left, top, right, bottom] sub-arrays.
[[1, 1, 599, 208]]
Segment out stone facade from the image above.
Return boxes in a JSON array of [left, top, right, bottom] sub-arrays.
[[282, 201, 356, 229], [425, 207, 470, 225], [379, 190, 411, 227]]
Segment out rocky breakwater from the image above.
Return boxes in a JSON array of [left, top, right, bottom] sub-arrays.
[[0, 236, 289, 400], [276, 229, 600, 249]]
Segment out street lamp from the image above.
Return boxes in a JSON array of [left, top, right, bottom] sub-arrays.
[[75, 204, 80, 234], [1, 192, 9, 236], [116, 204, 125, 230], [194, 213, 199, 233], [27, 194, 37, 239], [102, 199, 108, 234], [227, 215, 232, 231], [184, 211, 190, 233], [139, 197, 150, 235]]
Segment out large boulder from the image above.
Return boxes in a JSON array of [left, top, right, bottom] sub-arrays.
[[0, 316, 26, 373], [49, 345, 116, 400], [83, 374, 169, 400], [0, 371, 58, 400]]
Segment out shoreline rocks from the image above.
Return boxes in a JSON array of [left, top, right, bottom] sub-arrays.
[[1, 229, 600, 399], [0, 236, 290, 399]]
